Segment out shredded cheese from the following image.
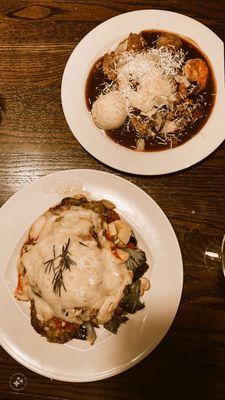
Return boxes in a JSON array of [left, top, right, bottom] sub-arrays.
[[94, 37, 210, 148], [115, 47, 185, 117]]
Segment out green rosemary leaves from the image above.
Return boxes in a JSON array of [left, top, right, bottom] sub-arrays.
[[44, 238, 76, 296]]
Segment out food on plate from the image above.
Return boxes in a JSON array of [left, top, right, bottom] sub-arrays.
[[86, 30, 216, 152], [15, 195, 150, 344]]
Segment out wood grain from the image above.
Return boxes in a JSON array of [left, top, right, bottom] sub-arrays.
[[0, 1, 225, 399]]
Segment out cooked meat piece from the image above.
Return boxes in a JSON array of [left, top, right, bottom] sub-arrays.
[[102, 51, 117, 80], [156, 33, 182, 49], [177, 81, 200, 98], [174, 99, 192, 119], [102, 34, 146, 81], [127, 33, 147, 52], [115, 33, 146, 56], [176, 75, 204, 100], [30, 300, 79, 343], [174, 99, 203, 123], [130, 116, 154, 136]]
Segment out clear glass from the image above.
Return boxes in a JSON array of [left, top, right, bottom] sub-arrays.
[[204, 235, 225, 280]]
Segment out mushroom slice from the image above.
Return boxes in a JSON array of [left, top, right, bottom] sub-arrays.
[[140, 277, 150, 296]]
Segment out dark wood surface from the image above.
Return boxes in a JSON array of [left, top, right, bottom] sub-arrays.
[[0, 1, 224, 399]]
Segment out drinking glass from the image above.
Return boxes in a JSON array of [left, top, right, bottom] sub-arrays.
[[204, 235, 225, 280]]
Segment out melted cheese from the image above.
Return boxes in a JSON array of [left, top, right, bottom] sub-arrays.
[[21, 206, 132, 325]]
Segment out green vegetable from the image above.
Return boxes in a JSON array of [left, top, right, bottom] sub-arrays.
[[61, 196, 87, 207], [124, 247, 149, 281], [119, 280, 145, 314], [84, 322, 97, 345], [104, 315, 129, 334], [125, 247, 146, 270], [82, 200, 106, 215], [132, 263, 149, 281], [50, 196, 87, 215]]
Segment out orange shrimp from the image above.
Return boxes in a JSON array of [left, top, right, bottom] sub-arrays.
[[184, 58, 209, 92]]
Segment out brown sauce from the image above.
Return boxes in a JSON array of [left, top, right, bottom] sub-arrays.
[[85, 30, 216, 152]]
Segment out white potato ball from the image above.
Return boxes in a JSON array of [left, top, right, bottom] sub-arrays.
[[91, 91, 127, 130]]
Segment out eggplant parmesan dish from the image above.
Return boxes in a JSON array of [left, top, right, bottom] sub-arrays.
[[86, 30, 216, 151], [15, 195, 150, 345]]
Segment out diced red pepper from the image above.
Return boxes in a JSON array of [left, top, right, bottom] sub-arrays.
[[112, 249, 121, 260], [105, 230, 114, 242], [15, 274, 23, 294]]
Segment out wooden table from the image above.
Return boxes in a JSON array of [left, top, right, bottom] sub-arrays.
[[0, 1, 224, 399]]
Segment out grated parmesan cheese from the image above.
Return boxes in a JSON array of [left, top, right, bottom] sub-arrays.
[[92, 36, 210, 148], [115, 47, 185, 117]]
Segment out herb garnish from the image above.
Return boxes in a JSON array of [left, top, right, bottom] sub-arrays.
[[78, 241, 88, 247], [44, 238, 76, 296]]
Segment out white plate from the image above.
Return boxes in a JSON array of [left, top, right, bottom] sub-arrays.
[[0, 169, 183, 382], [61, 10, 225, 175]]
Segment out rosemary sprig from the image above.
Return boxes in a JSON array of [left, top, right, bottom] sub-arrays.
[[78, 241, 88, 247], [44, 245, 56, 273], [44, 238, 76, 297]]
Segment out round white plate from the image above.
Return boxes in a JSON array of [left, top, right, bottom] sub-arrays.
[[0, 169, 183, 382], [61, 10, 224, 175]]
